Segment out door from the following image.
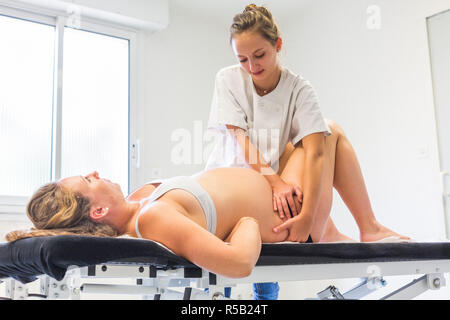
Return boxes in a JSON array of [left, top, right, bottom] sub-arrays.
[[427, 9, 450, 238]]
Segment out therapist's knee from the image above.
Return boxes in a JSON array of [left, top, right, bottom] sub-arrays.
[[325, 119, 345, 139]]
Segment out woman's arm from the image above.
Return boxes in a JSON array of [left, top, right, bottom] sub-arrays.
[[226, 124, 302, 218], [225, 124, 275, 177], [137, 202, 262, 278]]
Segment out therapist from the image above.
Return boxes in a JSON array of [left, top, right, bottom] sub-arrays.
[[207, 4, 343, 243], [205, 4, 408, 299], [206, 4, 335, 300]]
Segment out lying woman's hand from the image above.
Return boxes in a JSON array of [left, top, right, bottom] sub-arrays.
[[271, 179, 303, 219]]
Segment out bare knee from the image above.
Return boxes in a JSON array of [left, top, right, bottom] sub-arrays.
[[325, 119, 346, 139]]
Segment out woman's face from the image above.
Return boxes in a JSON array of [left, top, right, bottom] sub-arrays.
[[231, 31, 281, 82], [59, 171, 124, 208]]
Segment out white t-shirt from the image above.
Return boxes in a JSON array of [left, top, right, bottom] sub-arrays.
[[206, 64, 331, 172]]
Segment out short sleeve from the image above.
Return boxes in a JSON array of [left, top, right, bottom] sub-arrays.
[[290, 81, 331, 146], [207, 70, 249, 131]]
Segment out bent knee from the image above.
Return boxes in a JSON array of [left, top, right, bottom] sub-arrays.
[[325, 119, 346, 138]]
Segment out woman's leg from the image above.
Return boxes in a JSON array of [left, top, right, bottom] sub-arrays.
[[280, 119, 409, 242], [329, 121, 409, 241], [278, 128, 352, 242], [251, 123, 349, 300], [278, 119, 411, 242]]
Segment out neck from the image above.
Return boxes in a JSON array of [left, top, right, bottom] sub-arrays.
[[253, 65, 282, 95], [110, 200, 142, 235]]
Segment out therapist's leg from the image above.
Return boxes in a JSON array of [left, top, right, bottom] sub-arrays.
[[327, 121, 410, 241], [252, 282, 279, 300], [279, 127, 351, 242], [279, 120, 409, 242]]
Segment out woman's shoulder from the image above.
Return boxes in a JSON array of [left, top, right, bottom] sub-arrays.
[[281, 66, 314, 92], [126, 183, 158, 202], [216, 64, 247, 80], [214, 65, 251, 96], [134, 201, 182, 236]]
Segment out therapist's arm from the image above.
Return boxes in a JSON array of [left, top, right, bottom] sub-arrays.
[[225, 125, 275, 175], [225, 124, 302, 218], [273, 133, 325, 242]]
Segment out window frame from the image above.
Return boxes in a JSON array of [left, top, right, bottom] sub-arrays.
[[0, 4, 139, 215]]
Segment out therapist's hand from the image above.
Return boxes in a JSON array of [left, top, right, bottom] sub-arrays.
[[271, 179, 303, 219], [273, 213, 313, 243]]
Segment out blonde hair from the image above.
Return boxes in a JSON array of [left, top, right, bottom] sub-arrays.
[[5, 182, 119, 242], [229, 4, 280, 45]]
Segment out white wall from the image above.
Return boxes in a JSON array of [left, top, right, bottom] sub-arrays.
[[137, 1, 235, 185], [137, 0, 298, 183], [279, 0, 450, 242], [71, 0, 168, 26], [271, 0, 450, 299]]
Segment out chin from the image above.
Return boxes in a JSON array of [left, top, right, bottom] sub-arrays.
[[114, 183, 124, 196]]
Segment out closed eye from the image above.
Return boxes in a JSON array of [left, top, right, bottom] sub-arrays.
[[239, 53, 265, 63]]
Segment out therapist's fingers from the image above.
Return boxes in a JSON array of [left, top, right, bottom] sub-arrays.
[[280, 197, 291, 218], [294, 187, 303, 203], [275, 196, 284, 219], [273, 218, 293, 233], [286, 194, 298, 216]]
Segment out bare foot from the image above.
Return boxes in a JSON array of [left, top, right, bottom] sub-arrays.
[[319, 231, 357, 243], [360, 222, 410, 242]]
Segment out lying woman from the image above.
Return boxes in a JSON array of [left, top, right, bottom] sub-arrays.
[[6, 144, 409, 278]]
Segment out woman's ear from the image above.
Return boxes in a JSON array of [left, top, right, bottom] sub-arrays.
[[276, 37, 283, 52], [90, 207, 109, 221]]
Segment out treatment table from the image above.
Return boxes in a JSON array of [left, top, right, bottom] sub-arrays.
[[1, 235, 450, 300]]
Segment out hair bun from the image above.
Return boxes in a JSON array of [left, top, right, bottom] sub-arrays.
[[244, 4, 258, 13], [243, 4, 272, 20], [231, 4, 280, 46]]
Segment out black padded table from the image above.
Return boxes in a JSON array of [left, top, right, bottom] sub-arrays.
[[1, 235, 450, 284]]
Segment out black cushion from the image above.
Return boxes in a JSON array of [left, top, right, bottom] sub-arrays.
[[0, 236, 195, 283], [1, 235, 450, 284]]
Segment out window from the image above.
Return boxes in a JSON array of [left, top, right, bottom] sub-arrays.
[[0, 15, 55, 197], [61, 28, 129, 192], [0, 8, 135, 213]]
